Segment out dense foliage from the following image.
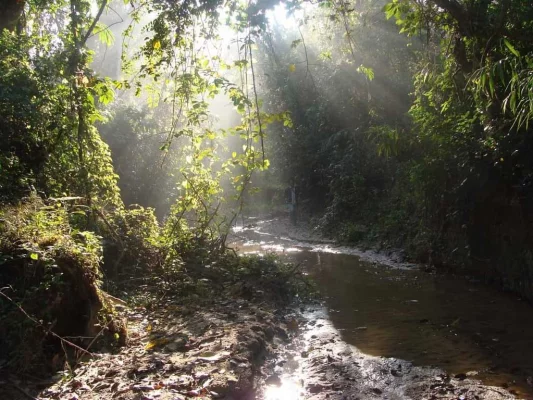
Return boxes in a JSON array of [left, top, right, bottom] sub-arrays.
[[257, 0, 533, 298]]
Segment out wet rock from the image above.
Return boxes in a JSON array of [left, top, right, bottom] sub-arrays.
[[265, 374, 282, 386], [264, 326, 275, 340], [454, 373, 467, 380], [166, 336, 188, 352]]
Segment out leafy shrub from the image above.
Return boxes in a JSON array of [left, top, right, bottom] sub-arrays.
[[98, 205, 162, 278]]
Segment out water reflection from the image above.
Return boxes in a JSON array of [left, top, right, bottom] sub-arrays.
[[234, 233, 533, 397], [264, 380, 302, 400], [295, 250, 533, 396]]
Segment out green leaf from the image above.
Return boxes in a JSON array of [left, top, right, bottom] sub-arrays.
[[96, 23, 115, 46], [319, 51, 332, 61], [503, 38, 520, 57], [30, 253, 38, 260], [357, 65, 374, 81]]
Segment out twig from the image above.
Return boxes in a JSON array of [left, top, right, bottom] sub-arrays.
[[80, 319, 114, 362], [0, 288, 94, 357], [298, 25, 315, 87], [89, 5, 125, 39], [93, 208, 124, 249]]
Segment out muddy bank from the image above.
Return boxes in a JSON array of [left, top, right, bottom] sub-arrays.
[[0, 252, 311, 400], [5, 300, 517, 400], [2, 216, 528, 400], [0, 296, 303, 400]]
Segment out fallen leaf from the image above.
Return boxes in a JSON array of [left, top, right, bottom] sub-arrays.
[[145, 337, 170, 350]]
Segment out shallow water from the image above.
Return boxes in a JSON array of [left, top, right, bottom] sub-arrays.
[[298, 251, 533, 395], [233, 226, 533, 398]]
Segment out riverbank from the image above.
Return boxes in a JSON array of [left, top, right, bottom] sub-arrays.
[[232, 216, 529, 399], [0, 253, 311, 400], [1, 298, 293, 399], [3, 215, 528, 400], [232, 216, 414, 269]]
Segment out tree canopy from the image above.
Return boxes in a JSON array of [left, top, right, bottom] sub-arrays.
[[2, 0, 533, 304]]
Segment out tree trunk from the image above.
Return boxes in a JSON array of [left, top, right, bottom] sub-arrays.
[[0, 0, 25, 32]]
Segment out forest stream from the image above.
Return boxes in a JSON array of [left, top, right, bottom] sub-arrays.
[[232, 218, 533, 400]]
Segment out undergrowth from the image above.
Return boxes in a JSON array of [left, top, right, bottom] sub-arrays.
[[0, 195, 313, 377], [116, 251, 314, 311], [0, 196, 121, 375]]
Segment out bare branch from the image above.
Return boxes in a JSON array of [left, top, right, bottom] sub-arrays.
[[81, 0, 109, 47]]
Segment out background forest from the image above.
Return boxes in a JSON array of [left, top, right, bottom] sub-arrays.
[[1, 0, 533, 381]]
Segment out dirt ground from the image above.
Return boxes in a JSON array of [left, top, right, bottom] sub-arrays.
[[0, 295, 302, 400]]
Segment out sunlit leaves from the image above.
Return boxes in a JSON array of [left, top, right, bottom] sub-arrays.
[[234, 59, 248, 69], [383, 0, 422, 36], [95, 22, 115, 46], [368, 125, 399, 158], [92, 80, 115, 105], [228, 87, 252, 114], [319, 51, 332, 61], [383, 0, 402, 21], [356, 64, 374, 81]]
